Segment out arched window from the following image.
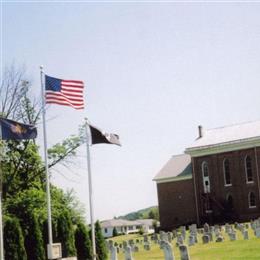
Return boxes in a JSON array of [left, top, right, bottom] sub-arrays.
[[202, 162, 209, 177], [223, 159, 231, 186], [202, 161, 210, 193], [226, 194, 234, 209], [245, 156, 253, 183], [248, 192, 256, 208]]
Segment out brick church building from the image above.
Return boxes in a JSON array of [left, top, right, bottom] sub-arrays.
[[154, 121, 260, 230]]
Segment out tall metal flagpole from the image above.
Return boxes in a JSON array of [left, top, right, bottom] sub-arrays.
[[40, 66, 53, 249], [0, 125, 4, 260], [85, 119, 96, 260]]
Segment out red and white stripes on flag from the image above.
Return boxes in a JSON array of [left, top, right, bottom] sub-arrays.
[[45, 75, 84, 110]]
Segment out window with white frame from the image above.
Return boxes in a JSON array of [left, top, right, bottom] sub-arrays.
[[202, 162, 209, 177], [245, 155, 253, 183], [249, 192, 256, 208], [202, 161, 211, 193], [223, 158, 231, 186]]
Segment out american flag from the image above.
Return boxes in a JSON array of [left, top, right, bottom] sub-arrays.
[[45, 75, 84, 110]]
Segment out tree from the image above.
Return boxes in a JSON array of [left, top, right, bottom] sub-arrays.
[[148, 210, 155, 219], [4, 216, 27, 260], [95, 221, 108, 260], [1, 65, 88, 259], [4, 188, 47, 258], [56, 210, 76, 257], [138, 226, 144, 235], [75, 222, 92, 260], [24, 213, 45, 260], [63, 189, 86, 224], [112, 227, 118, 237], [1, 65, 86, 199], [152, 220, 158, 231], [148, 208, 159, 221], [0, 64, 39, 122]]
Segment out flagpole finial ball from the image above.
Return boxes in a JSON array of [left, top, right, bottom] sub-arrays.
[[39, 65, 44, 70]]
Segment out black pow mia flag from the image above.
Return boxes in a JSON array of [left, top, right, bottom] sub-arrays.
[[89, 124, 121, 146]]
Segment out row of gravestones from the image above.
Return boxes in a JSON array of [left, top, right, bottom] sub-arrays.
[[107, 239, 190, 260], [250, 217, 260, 238], [107, 218, 260, 260]]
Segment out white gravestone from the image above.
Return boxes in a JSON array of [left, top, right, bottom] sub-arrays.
[[243, 230, 249, 240], [188, 235, 195, 246], [228, 232, 236, 241], [161, 240, 175, 260], [108, 240, 118, 260], [124, 246, 133, 260], [255, 227, 260, 238], [181, 226, 186, 240], [167, 232, 173, 243], [204, 223, 210, 233]]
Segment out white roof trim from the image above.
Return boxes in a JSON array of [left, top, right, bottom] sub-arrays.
[[154, 175, 192, 183], [185, 137, 260, 157]]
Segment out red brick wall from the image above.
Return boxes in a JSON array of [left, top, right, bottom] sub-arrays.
[[157, 179, 197, 230], [193, 147, 260, 223]]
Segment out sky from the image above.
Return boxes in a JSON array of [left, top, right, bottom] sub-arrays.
[[1, 1, 260, 222]]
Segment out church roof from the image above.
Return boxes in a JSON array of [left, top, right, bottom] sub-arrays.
[[186, 120, 260, 156], [153, 154, 192, 183], [100, 219, 154, 228]]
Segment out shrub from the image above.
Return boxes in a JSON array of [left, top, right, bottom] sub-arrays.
[[112, 227, 118, 237], [95, 221, 108, 260], [75, 222, 92, 260], [4, 216, 27, 260]]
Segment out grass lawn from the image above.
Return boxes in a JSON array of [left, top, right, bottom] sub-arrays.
[[109, 226, 260, 259]]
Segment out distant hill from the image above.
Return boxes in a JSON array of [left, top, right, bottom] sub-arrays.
[[117, 206, 159, 221]]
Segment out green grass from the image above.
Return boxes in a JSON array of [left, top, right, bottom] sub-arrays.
[[109, 227, 260, 259]]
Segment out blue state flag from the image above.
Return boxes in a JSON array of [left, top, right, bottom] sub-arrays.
[[0, 118, 37, 140]]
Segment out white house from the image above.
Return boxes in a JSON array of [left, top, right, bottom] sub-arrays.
[[100, 219, 155, 238]]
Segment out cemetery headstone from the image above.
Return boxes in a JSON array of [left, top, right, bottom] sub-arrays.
[[204, 223, 210, 233], [243, 230, 249, 240], [154, 233, 159, 243], [216, 235, 224, 242], [123, 241, 128, 251], [202, 234, 210, 244], [167, 232, 173, 243], [172, 230, 178, 238], [133, 245, 139, 252], [179, 245, 190, 260], [181, 226, 186, 240], [144, 243, 151, 251], [228, 232, 236, 241], [255, 227, 260, 238], [208, 231, 213, 241], [124, 246, 133, 260], [160, 240, 175, 260], [188, 235, 195, 246], [160, 231, 165, 240], [143, 235, 149, 243], [177, 234, 184, 245], [108, 240, 118, 260]]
